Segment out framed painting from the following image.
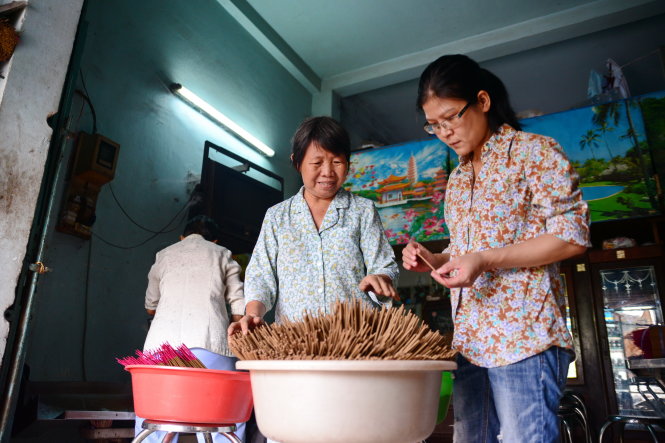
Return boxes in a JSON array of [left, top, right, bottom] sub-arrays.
[[348, 91, 664, 243], [522, 90, 664, 222], [345, 138, 457, 245]]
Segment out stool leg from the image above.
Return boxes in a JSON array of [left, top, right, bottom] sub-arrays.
[[203, 432, 213, 443], [132, 429, 155, 443], [644, 424, 659, 443], [559, 419, 569, 443], [598, 420, 612, 443], [573, 407, 592, 443], [617, 421, 625, 443], [563, 418, 574, 443], [220, 432, 242, 443], [161, 432, 177, 443]]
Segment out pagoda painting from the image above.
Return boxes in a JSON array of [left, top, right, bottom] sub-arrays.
[[345, 138, 458, 245]]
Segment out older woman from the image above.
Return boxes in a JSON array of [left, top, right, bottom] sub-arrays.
[[229, 116, 399, 334]]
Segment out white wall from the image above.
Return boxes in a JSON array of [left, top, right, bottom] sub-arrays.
[[0, 0, 83, 363]]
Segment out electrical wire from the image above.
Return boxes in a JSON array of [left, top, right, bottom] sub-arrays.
[[91, 198, 192, 250], [108, 182, 188, 234], [76, 68, 195, 248], [81, 238, 91, 381], [620, 49, 659, 69], [78, 69, 97, 134]]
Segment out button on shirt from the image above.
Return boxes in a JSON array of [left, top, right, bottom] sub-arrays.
[[245, 187, 399, 322], [444, 125, 590, 368]]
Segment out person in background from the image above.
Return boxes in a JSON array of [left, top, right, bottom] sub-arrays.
[[136, 215, 246, 442], [228, 116, 399, 335], [402, 54, 590, 443]]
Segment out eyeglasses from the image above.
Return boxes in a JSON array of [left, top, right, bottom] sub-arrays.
[[423, 102, 472, 134]]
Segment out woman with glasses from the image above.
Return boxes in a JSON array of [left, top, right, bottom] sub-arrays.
[[402, 54, 590, 443]]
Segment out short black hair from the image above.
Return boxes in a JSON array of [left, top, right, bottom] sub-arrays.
[[290, 116, 351, 170], [183, 215, 220, 242], [417, 54, 521, 132]]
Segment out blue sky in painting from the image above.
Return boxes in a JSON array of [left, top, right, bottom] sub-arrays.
[[521, 98, 649, 164], [348, 137, 455, 190], [348, 91, 664, 189]]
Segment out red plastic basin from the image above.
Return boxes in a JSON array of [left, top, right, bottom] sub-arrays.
[[126, 365, 252, 423]]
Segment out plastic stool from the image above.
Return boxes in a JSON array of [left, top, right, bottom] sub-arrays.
[[131, 419, 241, 443], [558, 391, 592, 443], [598, 415, 665, 442]]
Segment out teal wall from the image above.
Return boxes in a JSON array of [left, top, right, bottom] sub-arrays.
[[26, 0, 311, 382]]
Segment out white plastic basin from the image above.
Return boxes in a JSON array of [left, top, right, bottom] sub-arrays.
[[236, 360, 457, 443]]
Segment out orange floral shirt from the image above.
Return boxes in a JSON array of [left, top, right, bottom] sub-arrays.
[[444, 124, 590, 367]]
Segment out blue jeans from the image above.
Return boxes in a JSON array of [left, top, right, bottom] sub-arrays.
[[134, 348, 246, 443], [453, 346, 571, 443]]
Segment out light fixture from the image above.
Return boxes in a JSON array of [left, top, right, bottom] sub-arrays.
[[170, 83, 275, 157]]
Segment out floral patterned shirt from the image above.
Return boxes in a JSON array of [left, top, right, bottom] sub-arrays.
[[245, 187, 399, 322], [444, 124, 590, 367]]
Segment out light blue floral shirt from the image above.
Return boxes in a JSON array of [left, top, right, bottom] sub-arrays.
[[245, 187, 399, 322]]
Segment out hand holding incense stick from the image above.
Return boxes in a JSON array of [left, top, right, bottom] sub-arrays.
[[416, 251, 437, 272], [417, 251, 454, 278]]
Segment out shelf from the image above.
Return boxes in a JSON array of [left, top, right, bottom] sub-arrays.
[[0, 1, 27, 16], [589, 244, 664, 263]]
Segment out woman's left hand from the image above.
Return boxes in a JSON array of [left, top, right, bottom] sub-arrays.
[[359, 274, 400, 301]]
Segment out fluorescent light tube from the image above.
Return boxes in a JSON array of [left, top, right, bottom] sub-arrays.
[[170, 83, 275, 157]]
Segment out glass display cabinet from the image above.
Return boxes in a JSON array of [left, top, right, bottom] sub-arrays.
[[600, 265, 663, 415], [590, 245, 665, 419]]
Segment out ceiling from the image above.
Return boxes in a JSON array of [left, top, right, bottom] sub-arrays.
[[215, 0, 665, 144]]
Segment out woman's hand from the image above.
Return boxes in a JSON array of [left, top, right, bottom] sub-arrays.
[[432, 252, 487, 288], [227, 315, 265, 337], [402, 240, 443, 273], [359, 274, 399, 301]]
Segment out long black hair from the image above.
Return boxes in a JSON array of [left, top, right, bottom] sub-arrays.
[[417, 54, 521, 132]]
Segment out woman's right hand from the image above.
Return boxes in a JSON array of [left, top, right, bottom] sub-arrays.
[[228, 315, 265, 337], [402, 239, 436, 272]]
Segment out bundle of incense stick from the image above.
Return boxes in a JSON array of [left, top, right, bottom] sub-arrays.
[[230, 299, 457, 361], [116, 343, 206, 368]]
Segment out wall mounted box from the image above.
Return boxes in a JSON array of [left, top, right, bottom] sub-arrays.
[[56, 132, 120, 239]]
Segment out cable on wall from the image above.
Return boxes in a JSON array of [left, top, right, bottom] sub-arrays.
[[91, 197, 191, 250]]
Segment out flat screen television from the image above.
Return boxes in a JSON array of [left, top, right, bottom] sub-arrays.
[[197, 141, 283, 254]]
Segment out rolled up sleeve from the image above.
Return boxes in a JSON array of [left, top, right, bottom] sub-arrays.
[[526, 139, 591, 247]]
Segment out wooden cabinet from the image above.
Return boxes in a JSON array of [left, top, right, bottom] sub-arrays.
[[562, 217, 665, 438]]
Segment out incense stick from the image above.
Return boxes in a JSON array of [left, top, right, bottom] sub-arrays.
[[229, 299, 456, 361], [416, 252, 437, 272], [116, 343, 206, 368]]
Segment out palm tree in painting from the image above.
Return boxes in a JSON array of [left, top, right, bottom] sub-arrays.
[[592, 101, 657, 209], [579, 129, 600, 160], [597, 121, 615, 160]]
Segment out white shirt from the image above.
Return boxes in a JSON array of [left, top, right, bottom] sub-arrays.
[[144, 234, 245, 357]]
